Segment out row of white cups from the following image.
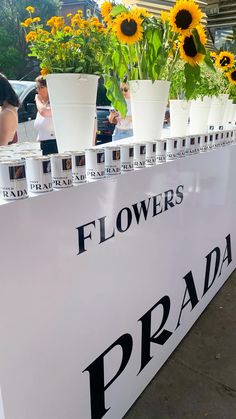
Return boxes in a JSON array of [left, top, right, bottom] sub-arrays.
[[0, 129, 235, 203]]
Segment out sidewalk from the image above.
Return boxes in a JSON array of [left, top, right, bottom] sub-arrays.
[[125, 269, 236, 419]]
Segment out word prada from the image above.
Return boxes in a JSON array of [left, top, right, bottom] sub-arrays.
[[2, 189, 27, 198], [84, 234, 232, 419], [76, 184, 184, 255]]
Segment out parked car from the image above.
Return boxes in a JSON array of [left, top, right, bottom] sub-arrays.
[[10, 80, 37, 142], [96, 106, 115, 144]]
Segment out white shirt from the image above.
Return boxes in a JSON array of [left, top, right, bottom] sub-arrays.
[[34, 112, 55, 142]]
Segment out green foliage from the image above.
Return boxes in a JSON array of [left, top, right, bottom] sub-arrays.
[[169, 60, 227, 100], [228, 84, 236, 103], [192, 64, 228, 99], [0, 0, 61, 79], [184, 63, 201, 100]]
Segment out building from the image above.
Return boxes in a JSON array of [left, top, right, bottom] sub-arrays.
[[206, 0, 236, 52], [61, 0, 101, 19], [124, 0, 207, 18], [124, 0, 236, 51]]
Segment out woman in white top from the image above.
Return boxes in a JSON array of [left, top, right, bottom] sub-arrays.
[[34, 76, 57, 155], [0, 73, 19, 145], [108, 82, 133, 141]]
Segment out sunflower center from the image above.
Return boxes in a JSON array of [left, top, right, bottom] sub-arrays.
[[231, 70, 236, 81], [120, 19, 137, 36], [175, 9, 193, 30], [183, 35, 197, 57], [220, 56, 230, 66]]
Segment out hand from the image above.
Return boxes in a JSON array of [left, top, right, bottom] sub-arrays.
[[109, 110, 119, 125]]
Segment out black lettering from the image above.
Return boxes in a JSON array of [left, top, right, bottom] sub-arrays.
[[176, 185, 184, 205], [176, 271, 199, 328], [98, 216, 115, 244], [219, 234, 232, 277], [152, 193, 163, 216], [84, 334, 133, 419], [116, 207, 132, 232], [76, 221, 96, 255], [132, 198, 151, 224], [202, 246, 221, 296], [164, 189, 174, 211], [138, 296, 173, 373]]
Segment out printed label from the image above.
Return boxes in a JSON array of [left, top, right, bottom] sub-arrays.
[[9, 165, 25, 180], [75, 155, 85, 167]]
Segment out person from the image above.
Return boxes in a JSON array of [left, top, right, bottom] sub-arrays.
[[0, 73, 19, 146], [108, 82, 133, 141], [34, 75, 58, 155]]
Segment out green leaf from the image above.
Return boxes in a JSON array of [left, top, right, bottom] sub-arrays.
[[103, 74, 127, 117], [184, 63, 197, 100], [204, 51, 216, 72], [192, 28, 206, 55], [110, 5, 128, 17]]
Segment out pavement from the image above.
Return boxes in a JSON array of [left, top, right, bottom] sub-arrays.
[[124, 269, 236, 419]]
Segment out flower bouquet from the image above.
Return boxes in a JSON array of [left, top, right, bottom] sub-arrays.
[[100, 0, 212, 139], [22, 6, 108, 151]]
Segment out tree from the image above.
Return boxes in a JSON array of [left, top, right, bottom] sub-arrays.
[[0, 0, 62, 79]]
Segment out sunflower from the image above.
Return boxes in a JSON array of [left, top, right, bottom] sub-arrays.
[[160, 11, 170, 23], [179, 28, 205, 66], [227, 69, 236, 85], [210, 51, 217, 62], [101, 2, 113, 21], [113, 12, 143, 44], [132, 7, 152, 19], [215, 51, 235, 70], [169, 0, 203, 34]]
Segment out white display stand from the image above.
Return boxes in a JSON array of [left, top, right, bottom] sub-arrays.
[[0, 146, 235, 419]]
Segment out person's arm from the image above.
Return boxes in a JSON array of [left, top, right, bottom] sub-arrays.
[[35, 94, 52, 118], [0, 111, 15, 145]]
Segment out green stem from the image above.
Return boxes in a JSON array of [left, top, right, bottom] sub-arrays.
[[128, 44, 134, 79], [120, 45, 130, 80], [167, 47, 179, 81], [135, 42, 143, 80]]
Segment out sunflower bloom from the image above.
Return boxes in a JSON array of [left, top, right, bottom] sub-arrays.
[[215, 51, 235, 70], [160, 11, 170, 23], [101, 2, 113, 21], [210, 51, 217, 62], [33, 17, 41, 23], [227, 69, 236, 85], [169, 0, 203, 34], [179, 28, 205, 66], [26, 6, 35, 14], [113, 12, 143, 45], [133, 7, 152, 19]]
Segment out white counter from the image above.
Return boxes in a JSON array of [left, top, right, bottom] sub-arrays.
[[0, 146, 235, 419]]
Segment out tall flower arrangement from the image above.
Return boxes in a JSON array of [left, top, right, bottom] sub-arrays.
[[21, 6, 108, 76], [100, 0, 213, 114]]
